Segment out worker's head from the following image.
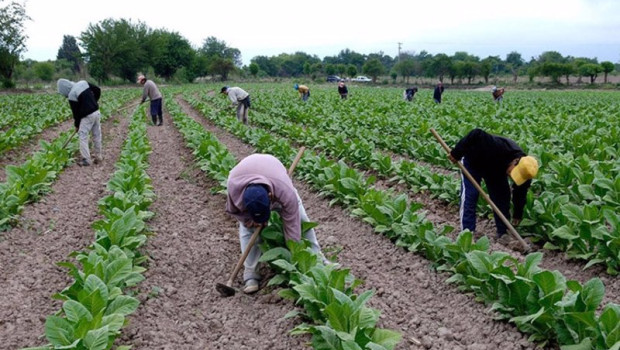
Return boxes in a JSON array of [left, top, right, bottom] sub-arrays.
[[338, 82, 344, 87], [220, 86, 229, 94], [243, 184, 271, 224], [57, 79, 74, 97], [137, 75, 146, 84], [492, 86, 497, 92], [509, 156, 539, 186], [294, 84, 299, 90]]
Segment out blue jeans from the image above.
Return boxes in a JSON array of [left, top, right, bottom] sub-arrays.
[[459, 158, 511, 236]]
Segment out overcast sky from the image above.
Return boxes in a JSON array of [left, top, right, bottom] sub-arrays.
[[21, 0, 620, 65]]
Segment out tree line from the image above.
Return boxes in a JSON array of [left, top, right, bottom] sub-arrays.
[[0, 1, 617, 87]]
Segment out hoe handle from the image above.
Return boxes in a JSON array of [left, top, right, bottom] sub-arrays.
[[288, 146, 305, 177], [61, 129, 78, 150], [225, 225, 264, 287], [430, 128, 530, 252]]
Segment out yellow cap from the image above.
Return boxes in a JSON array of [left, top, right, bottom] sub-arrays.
[[510, 156, 539, 186]]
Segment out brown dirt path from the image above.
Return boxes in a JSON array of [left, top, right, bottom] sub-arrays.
[[121, 106, 309, 349], [174, 97, 536, 350], [0, 112, 131, 349]]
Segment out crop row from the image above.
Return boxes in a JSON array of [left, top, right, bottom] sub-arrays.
[[166, 96, 401, 349], [182, 90, 619, 350], [0, 90, 133, 232], [24, 105, 154, 349], [206, 85, 620, 275]]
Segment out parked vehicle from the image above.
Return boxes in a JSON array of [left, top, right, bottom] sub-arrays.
[[326, 75, 341, 82], [352, 76, 372, 82]]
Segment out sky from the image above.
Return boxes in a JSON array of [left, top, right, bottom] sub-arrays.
[[20, 0, 620, 66]]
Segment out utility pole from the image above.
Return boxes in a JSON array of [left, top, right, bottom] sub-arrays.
[[398, 42, 402, 62]]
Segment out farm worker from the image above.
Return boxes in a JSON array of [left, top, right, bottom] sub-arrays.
[[338, 81, 348, 100], [294, 84, 310, 101], [403, 87, 418, 101], [220, 86, 251, 125], [447, 128, 539, 244], [57, 79, 103, 167], [492, 86, 505, 103], [137, 75, 164, 126], [433, 82, 444, 103], [226, 153, 330, 294]]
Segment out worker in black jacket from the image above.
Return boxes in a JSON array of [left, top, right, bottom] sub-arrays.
[[57, 79, 103, 166], [448, 128, 539, 242]]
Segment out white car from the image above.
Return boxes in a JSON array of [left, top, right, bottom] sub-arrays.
[[352, 76, 372, 82]]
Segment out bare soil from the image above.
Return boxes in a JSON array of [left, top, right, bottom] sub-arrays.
[[0, 113, 130, 349], [0, 94, 616, 350]]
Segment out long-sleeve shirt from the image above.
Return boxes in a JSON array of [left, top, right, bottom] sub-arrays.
[[297, 85, 309, 95], [226, 154, 302, 241], [141, 80, 162, 103], [450, 128, 530, 219], [67, 80, 100, 129], [433, 85, 444, 101], [226, 87, 249, 105]]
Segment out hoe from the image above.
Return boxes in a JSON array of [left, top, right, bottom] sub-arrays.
[[216, 147, 306, 297]]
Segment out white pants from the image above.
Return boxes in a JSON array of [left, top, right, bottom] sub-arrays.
[[239, 191, 323, 281], [78, 111, 102, 162]]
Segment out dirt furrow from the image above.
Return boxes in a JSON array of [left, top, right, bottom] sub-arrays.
[[122, 107, 309, 349], [0, 112, 130, 349], [175, 97, 536, 350]]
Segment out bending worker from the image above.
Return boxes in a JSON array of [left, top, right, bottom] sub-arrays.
[[294, 84, 310, 101], [448, 128, 539, 244], [220, 86, 251, 125], [226, 153, 330, 294]]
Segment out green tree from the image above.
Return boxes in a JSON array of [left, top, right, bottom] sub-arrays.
[[209, 56, 235, 81], [80, 18, 149, 82], [505, 51, 524, 83], [480, 56, 500, 84], [149, 30, 193, 79], [362, 58, 385, 82], [600, 61, 615, 83], [539, 62, 566, 84], [0, 0, 30, 87], [33, 61, 54, 81], [56, 35, 82, 74], [538, 51, 565, 63], [394, 58, 416, 83], [430, 53, 452, 82], [325, 64, 336, 75], [461, 61, 478, 84], [579, 63, 602, 84], [199, 36, 241, 80], [249, 62, 259, 77], [346, 64, 357, 78], [251, 55, 278, 76]]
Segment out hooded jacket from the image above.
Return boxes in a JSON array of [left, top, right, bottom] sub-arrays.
[[57, 79, 101, 128], [450, 128, 530, 219]]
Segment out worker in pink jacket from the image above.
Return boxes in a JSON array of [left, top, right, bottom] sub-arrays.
[[226, 153, 330, 293]]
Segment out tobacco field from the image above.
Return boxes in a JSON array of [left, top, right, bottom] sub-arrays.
[[0, 84, 618, 350]]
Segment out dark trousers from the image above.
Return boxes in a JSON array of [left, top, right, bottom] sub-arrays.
[[459, 158, 511, 236], [150, 98, 163, 124]]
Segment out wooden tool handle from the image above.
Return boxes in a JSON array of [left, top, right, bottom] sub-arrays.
[[225, 225, 264, 286]]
